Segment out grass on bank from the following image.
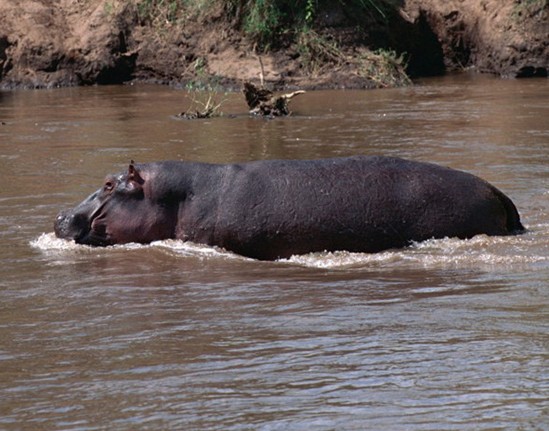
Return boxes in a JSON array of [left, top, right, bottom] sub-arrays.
[[135, 0, 400, 45], [297, 29, 410, 87], [133, 0, 411, 88], [134, 0, 401, 45]]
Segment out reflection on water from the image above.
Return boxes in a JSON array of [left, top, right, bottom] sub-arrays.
[[1, 74, 548, 430]]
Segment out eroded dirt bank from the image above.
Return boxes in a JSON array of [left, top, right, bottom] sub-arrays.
[[0, 0, 547, 90]]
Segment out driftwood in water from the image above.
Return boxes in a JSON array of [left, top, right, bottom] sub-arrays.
[[177, 92, 225, 120], [177, 110, 210, 120], [243, 82, 305, 117], [176, 108, 215, 120]]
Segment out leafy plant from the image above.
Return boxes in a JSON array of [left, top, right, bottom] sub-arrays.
[[305, 0, 316, 25], [241, 0, 284, 49]]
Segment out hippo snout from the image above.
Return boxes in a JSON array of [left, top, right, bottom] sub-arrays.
[[54, 210, 73, 238], [54, 210, 88, 241]]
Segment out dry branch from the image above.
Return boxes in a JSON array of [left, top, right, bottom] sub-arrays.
[[243, 82, 305, 117]]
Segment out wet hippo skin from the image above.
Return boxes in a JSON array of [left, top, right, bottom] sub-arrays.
[[54, 156, 525, 260]]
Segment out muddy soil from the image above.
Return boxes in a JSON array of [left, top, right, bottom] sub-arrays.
[[0, 0, 547, 90], [402, 0, 548, 78]]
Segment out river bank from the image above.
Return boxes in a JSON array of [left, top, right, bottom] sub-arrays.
[[0, 0, 547, 90]]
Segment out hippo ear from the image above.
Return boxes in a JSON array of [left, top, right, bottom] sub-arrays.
[[128, 162, 145, 186]]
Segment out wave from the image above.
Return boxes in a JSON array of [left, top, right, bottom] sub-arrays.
[[31, 231, 547, 270]]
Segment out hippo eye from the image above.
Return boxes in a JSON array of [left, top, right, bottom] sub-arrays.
[[104, 181, 114, 192]]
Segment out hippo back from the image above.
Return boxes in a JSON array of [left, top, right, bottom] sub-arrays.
[[186, 156, 523, 259]]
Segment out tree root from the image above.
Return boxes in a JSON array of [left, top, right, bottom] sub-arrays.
[[243, 82, 305, 117]]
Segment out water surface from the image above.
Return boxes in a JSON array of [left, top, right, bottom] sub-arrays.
[[1, 74, 548, 430]]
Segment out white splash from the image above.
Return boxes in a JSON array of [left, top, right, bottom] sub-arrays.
[[31, 230, 547, 270], [286, 234, 548, 270], [30, 232, 82, 251], [150, 239, 247, 261], [30, 233, 245, 261]]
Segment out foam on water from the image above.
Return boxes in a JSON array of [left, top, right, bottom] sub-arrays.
[[31, 230, 547, 271], [150, 239, 247, 261], [289, 233, 548, 270], [30, 232, 245, 261], [31, 232, 85, 251]]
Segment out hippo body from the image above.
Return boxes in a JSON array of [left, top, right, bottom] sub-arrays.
[[54, 156, 524, 260]]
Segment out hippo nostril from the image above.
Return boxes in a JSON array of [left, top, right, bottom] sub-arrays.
[[54, 210, 91, 241], [54, 212, 70, 235]]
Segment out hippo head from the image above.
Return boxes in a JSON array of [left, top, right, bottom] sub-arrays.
[[54, 162, 176, 246]]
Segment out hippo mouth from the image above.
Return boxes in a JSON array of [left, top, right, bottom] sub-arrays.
[[54, 203, 111, 246]]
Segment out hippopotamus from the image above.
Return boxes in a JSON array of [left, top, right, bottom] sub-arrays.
[[54, 156, 524, 260]]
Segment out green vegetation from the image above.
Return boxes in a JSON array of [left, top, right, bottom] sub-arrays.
[[134, 0, 410, 87], [229, 0, 400, 50], [135, 0, 401, 44]]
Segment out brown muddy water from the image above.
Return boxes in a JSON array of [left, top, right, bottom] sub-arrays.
[[1, 74, 548, 430]]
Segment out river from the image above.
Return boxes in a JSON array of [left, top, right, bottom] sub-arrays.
[[1, 73, 548, 430]]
